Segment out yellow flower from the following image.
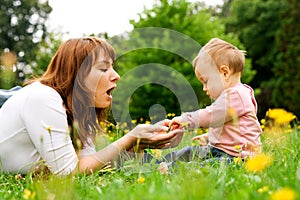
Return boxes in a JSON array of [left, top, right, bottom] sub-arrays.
[[266, 108, 296, 125], [137, 176, 145, 184], [197, 129, 204, 135], [151, 149, 162, 159], [233, 157, 242, 164], [245, 153, 273, 172], [228, 107, 237, 118], [131, 119, 137, 124], [46, 126, 51, 133], [181, 122, 190, 128], [23, 189, 36, 200], [123, 129, 130, 134], [166, 113, 176, 117], [234, 145, 241, 151], [275, 113, 296, 125], [257, 185, 269, 193], [108, 136, 114, 141], [270, 187, 297, 200], [267, 108, 287, 119], [284, 128, 293, 134]]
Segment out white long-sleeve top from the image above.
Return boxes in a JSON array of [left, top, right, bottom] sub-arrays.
[[0, 82, 95, 175]]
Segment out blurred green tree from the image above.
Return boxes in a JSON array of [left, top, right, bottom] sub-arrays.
[[29, 32, 62, 78], [269, 0, 300, 116], [0, 0, 52, 88], [110, 0, 255, 124], [225, 0, 300, 118]]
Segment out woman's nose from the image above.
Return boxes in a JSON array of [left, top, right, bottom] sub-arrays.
[[111, 69, 120, 82]]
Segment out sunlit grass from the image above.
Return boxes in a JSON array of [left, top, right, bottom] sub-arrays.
[[0, 109, 299, 200]]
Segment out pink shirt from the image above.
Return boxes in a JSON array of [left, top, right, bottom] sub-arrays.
[[181, 83, 262, 158]]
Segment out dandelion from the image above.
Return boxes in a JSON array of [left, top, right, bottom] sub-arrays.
[[270, 187, 297, 200], [234, 145, 242, 154], [137, 176, 145, 184], [123, 129, 130, 134], [181, 122, 190, 128], [233, 157, 242, 164], [23, 189, 36, 200], [151, 149, 162, 159], [234, 145, 241, 151], [245, 153, 273, 172], [166, 113, 175, 118], [257, 185, 269, 193], [197, 128, 204, 135], [276, 114, 296, 125], [46, 126, 51, 133], [108, 136, 114, 141], [266, 108, 296, 125], [158, 162, 169, 175], [252, 146, 261, 154], [228, 107, 237, 118], [228, 107, 238, 124], [284, 128, 293, 134]]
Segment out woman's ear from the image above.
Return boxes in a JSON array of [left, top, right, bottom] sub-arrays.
[[219, 65, 230, 78]]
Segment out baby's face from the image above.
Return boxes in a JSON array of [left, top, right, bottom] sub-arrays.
[[194, 54, 225, 101]]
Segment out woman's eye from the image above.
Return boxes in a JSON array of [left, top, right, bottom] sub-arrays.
[[100, 68, 108, 72]]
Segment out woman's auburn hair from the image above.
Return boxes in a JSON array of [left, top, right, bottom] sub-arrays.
[[28, 37, 116, 150]]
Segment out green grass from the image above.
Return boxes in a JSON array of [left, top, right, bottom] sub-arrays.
[[1, 127, 300, 200]]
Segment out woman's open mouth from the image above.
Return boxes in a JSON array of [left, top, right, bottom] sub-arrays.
[[106, 87, 116, 98]]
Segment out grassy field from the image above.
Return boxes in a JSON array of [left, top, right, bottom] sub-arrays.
[[0, 111, 299, 200]]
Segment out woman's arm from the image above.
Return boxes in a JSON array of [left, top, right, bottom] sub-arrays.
[[73, 124, 184, 175]]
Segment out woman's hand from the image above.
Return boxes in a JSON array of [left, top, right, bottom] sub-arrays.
[[128, 124, 184, 150]]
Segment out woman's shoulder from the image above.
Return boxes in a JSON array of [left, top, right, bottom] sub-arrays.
[[23, 81, 63, 105]]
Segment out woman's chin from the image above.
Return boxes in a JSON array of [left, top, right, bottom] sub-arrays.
[[94, 101, 111, 108]]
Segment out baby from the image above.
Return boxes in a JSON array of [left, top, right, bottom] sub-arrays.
[[167, 38, 262, 161]]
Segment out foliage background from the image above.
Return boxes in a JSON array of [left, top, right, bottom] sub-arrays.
[[1, 0, 299, 121], [0, 1, 300, 199]]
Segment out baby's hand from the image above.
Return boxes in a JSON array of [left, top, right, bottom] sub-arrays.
[[192, 133, 208, 146], [167, 116, 182, 131]]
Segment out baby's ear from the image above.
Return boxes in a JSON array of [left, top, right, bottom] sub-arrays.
[[219, 65, 230, 78]]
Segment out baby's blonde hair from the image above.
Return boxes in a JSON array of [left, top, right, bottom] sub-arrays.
[[193, 38, 246, 73]]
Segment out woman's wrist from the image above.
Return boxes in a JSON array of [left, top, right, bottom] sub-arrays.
[[113, 133, 137, 151]]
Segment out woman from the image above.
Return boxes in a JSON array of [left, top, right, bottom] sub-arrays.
[[0, 37, 183, 175]]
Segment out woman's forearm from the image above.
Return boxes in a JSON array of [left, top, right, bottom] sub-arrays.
[[72, 134, 137, 175]]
